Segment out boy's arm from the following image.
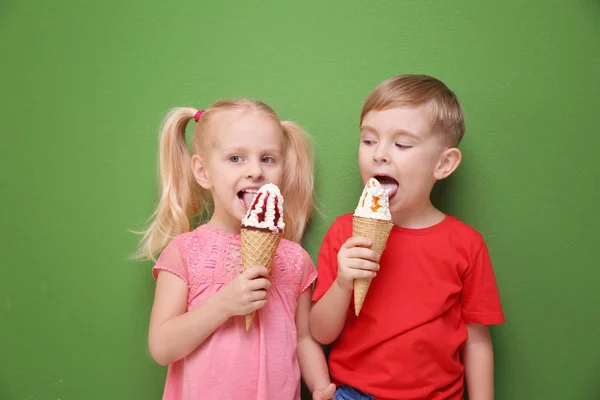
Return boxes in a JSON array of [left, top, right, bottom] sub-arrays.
[[463, 324, 495, 400], [296, 289, 336, 400], [310, 236, 379, 344], [309, 279, 352, 344]]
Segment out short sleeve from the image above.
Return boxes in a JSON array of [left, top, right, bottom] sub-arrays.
[[312, 217, 347, 302], [461, 241, 504, 325], [152, 240, 189, 285], [298, 249, 318, 296]]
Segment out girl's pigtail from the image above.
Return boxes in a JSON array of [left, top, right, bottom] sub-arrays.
[[280, 121, 315, 243], [136, 107, 207, 260]]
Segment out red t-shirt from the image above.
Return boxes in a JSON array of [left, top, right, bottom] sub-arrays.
[[312, 214, 504, 400]]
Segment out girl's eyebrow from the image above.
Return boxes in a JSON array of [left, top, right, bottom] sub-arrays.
[[219, 145, 281, 155], [261, 146, 282, 155], [218, 145, 244, 153]]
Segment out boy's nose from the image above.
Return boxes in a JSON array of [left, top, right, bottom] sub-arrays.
[[373, 146, 390, 164]]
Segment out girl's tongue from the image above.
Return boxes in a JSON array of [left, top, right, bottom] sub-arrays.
[[242, 192, 256, 209]]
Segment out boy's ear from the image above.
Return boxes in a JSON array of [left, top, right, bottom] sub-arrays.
[[434, 147, 462, 180], [191, 154, 212, 189]]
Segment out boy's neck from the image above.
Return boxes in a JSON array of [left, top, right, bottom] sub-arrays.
[[390, 200, 446, 229]]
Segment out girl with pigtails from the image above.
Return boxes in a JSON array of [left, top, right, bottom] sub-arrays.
[[137, 99, 335, 400]]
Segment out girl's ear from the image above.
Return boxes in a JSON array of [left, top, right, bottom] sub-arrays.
[[192, 155, 212, 189], [434, 147, 462, 180]]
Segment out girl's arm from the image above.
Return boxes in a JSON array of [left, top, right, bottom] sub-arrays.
[[296, 288, 336, 400], [463, 324, 495, 400], [149, 266, 271, 365]]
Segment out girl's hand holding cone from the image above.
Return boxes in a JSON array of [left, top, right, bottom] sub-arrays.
[[218, 266, 271, 317]]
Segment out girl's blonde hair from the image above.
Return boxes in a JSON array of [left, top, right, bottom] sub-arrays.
[[361, 74, 466, 147], [136, 99, 314, 260]]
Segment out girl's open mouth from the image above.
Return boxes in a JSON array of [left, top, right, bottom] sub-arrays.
[[237, 189, 258, 209]]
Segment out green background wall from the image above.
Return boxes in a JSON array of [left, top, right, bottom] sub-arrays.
[[1, 1, 599, 399]]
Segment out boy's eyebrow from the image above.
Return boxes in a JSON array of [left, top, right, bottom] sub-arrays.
[[360, 125, 420, 140], [360, 125, 378, 134]]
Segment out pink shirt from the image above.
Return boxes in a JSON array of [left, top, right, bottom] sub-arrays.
[[152, 225, 317, 400]]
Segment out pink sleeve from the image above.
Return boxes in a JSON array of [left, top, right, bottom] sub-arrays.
[[461, 241, 504, 325], [298, 249, 318, 296], [152, 240, 189, 285]]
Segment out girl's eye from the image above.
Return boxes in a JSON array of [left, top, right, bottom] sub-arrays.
[[395, 143, 413, 149], [361, 139, 375, 145], [262, 156, 275, 164], [230, 155, 244, 163]]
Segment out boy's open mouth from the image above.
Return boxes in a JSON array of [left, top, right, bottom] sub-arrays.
[[374, 175, 399, 199], [237, 189, 258, 209]]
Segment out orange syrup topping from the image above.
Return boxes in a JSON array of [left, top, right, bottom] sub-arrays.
[[371, 196, 382, 212]]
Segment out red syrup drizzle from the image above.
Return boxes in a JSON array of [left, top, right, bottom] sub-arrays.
[[257, 192, 270, 223], [273, 195, 281, 227], [249, 192, 262, 215]]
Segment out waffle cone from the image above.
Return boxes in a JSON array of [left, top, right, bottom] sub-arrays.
[[352, 216, 393, 316], [241, 228, 281, 331]]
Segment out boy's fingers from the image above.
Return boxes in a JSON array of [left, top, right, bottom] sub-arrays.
[[344, 247, 380, 262], [348, 260, 379, 271], [353, 269, 377, 279], [342, 236, 373, 249]]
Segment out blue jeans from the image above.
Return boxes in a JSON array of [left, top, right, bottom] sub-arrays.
[[334, 384, 375, 400]]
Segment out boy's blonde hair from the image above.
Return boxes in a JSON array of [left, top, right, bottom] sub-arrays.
[[136, 99, 314, 260], [360, 75, 465, 147]]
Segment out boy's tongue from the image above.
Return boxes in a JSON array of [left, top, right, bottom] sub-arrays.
[[242, 192, 256, 209], [378, 180, 399, 198]]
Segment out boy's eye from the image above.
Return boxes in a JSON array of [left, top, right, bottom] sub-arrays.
[[230, 155, 244, 163], [262, 156, 275, 164], [361, 139, 376, 145], [395, 143, 413, 149]]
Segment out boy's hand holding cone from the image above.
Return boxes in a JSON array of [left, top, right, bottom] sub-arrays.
[[352, 178, 393, 316]]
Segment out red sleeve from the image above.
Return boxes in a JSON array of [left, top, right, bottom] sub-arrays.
[[312, 216, 350, 302], [152, 239, 189, 285], [461, 241, 504, 325]]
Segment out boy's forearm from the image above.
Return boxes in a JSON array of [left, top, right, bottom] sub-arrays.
[[297, 335, 331, 392], [463, 325, 495, 400], [310, 279, 352, 344], [149, 294, 230, 365]]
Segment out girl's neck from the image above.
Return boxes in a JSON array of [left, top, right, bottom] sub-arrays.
[[208, 209, 242, 235]]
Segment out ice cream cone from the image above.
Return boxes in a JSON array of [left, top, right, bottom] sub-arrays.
[[241, 228, 281, 331], [352, 216, 393, 316], [240, 183, 285, 331], [351, 178, 394, 317]]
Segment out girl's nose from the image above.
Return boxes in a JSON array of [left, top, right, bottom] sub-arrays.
[[246, 160, 264, 180]]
